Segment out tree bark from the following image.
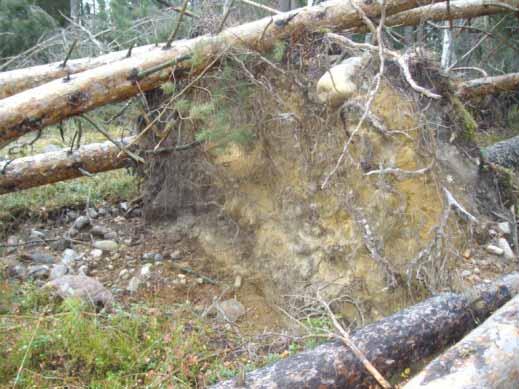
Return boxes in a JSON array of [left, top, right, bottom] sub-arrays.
[[0, 43, 158, 100], [403, 293, 519, 388], [2, 0, 515, 100], [211, 273, 519, 389], [355, 0, 518, 33], [483, 134, 519, 171], [0, 0, 444, 149], [0, 137, 133, 194], [456, 72, 519, 99]]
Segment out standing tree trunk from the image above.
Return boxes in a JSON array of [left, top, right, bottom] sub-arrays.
[[440, 22, 453, 69]]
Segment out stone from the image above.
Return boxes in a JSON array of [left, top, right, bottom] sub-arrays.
[[120, 202, 129, 212], [62, 249, 80, 264], [97, 208, 107, 216], [462, 249, 471, 259], [29, 229, 46, 240], [67, 228, 79, 238], [142, 252, 163, 262], [140, 263, 152, 278], [316, 56, 367, 106], [498, 222, 511, 235], [497, 238, 515, 260], [49, 238, 70, 251], [216, 299, 246, 323], [78, 265, 89, 276], [72, 216, 90, 231], [93, 240, 119, 252], [50, 264, 69, 280], [86, 208, 98, 219], [21, 251, 55, 264], [90, 248, 103, 258], [127, 276, 142, 293], [90, 225, 112, 238], [27, 265, 50, 280], [196, 277, 204, 284], [119, 269, 130, 280], [234, 275, 243, 289], [486, 245, 504, 256], [170, 250, 182, 260], [460, 270, 471, 278], [6, 235, 19, 254], [3, 258, 27, 279], [44, 275, 113, 308]]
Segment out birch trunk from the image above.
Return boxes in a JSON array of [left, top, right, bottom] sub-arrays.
[[440, 22, 453, 69], [0, 0, 443, 148], [403, 293, 519, 389], [211, 273, 519, 388], [0, 137, 133, 194]]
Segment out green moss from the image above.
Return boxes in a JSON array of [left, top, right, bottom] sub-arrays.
[[449, 96, 478, 142]]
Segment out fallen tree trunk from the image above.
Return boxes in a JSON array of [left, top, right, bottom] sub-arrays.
[[403, 293, 519, 388], [0, 0, 444, 148], [0, 137, 134, 194], [2, 0, 516, 99], [483, 135, 519, 171], [212, 273, 519, 388], [357, 0, 518, 33], [0, 44, 160, 100], [456, 72, 519, 98]]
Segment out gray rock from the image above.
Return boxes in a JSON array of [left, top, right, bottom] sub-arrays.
[[6, 235, 19, 254], [216, 299, 246, 323], [50, 264, 69, 280], [142, 252, 163, 262], [44, 275, 113, 308], [67, 210, 79, 221], [62, 249, 80, 265], [29, 229, 46, 240], [120, 202, 129, 212], [140, 263, 152, 278], [498, 222, 511, 235], [67, 227, 79, 238], [49, 238, 70, 251], [119, 269, 130, 280], [97, 208, 107, 216], [127, 276, 142, 293], [3, 258, 27, 279], [90, 248, 103, 258], [461, 270, 471, 278], [104, 231, 118, 240], [27, 265, 50, 280], [73, 216, 90, 231], [93, 240, 119, 252], [78, 265, 89, 276], [498, 238, 515, 260], [86, 208, 98, 219], [170, 250, 182, 260], [90, 225, 109, 238], [21, 251, 55, 264], [486, 244, 504, 256]]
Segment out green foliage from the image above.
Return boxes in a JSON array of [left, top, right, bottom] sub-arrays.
[[0, 0, 57, 58], [272, 40, 288, 63], [160, 81, 177, 95]]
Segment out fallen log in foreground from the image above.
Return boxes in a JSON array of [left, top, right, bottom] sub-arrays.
[[404, 293, 519, 388], [3, 0, 516, 99], [0, 0, 442, 148], [483, 134, 519, 171], [0, 44, 160, 100], [457, 72, 519, 98], [0, 137, 134, 194], [212, 273, 519, 388]]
